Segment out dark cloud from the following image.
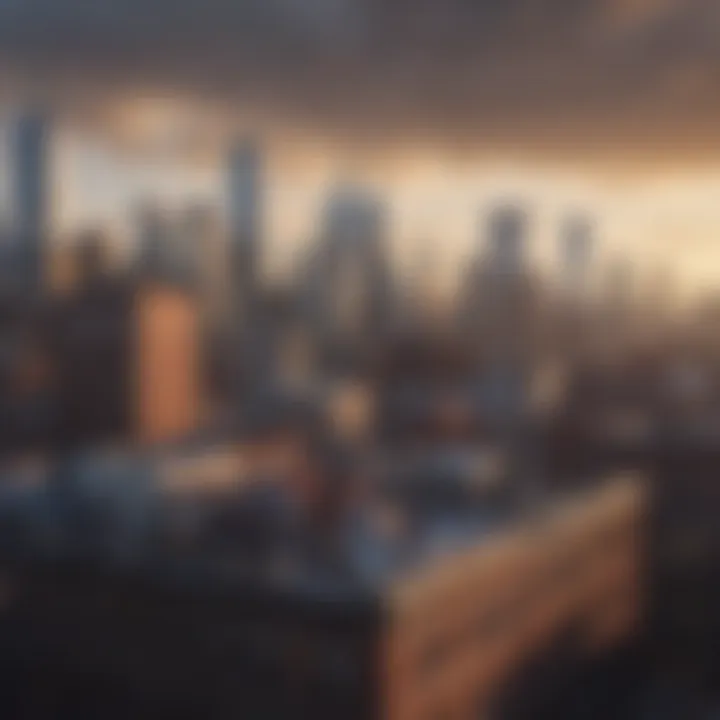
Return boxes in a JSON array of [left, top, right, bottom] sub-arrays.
[[2, 0, 720, 160]]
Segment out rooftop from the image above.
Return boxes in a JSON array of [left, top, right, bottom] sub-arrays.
[[0, 442, 637, 605]]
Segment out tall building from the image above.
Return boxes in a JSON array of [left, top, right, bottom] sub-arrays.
[[556, 215, 596, 360], [591, 256, 636, 360], [178, 202, 228, 330], [305, 185, 391, 349], [174, 202, 211, 285], [397, 236, 440, 331], [560, 214, 594, 302], [11, 111, 50, 293], [486, 204, 528, 277], [471, 204, 535, 349], [135, 201, 172, 280], [225, 140, 265, 396], [227, 139, 263, 321], [604, 257, 633, 311], [50, 274, 202, 450], [458, 203, 529, 332], [460, 204, 537, 428]]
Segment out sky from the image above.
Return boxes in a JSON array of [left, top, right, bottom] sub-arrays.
[[3, 0, 720, 158], [1, 0, 720, 295]]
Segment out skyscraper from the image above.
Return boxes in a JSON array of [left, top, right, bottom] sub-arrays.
[[178, 202, 228, 329], [486, 204, 527, 277], [560, 214, 594, 301], [227, 139, 263, 317], [471, 204, 536, 426], [226, 139, 265, 395], [604, 257, 634, 313], [308, 185, 391, 342], [554, 215, 596, 362], [135, 200, 170, 279], [467, 203, 532, 337], [12, 111, 50, 293], [175, 202, 209, 286]]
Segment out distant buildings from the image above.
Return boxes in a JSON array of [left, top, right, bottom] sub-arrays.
[[135, 200, 172, 280], [457, 204, 538, 428], [10, 111, 50, 293], [50, 266, 202, 450], [175, 202, 210, 288], [560, 214, 594, 303], [599, 256, 636, 356], [225, 139, 266, 396], [133, 199, 228, 318], [459, 203, 531, 335], [303, 185, 393, 364], [604, 257, 634, 315], [486, 204, 528, 277], [555, 215, 596, 361], [397, 237, 442, 332], [181, 202, 229, 333], [227, 139, 263, 326]]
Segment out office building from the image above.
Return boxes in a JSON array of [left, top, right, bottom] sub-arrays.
[[556, 215, 596, 360], [0, 471, 645, 719], [177, 203, 228, 324], [560, 214, 594, 302], [0, 296, 54, 458], [459, 205, 538, 429], [50, 273, 201, 449], [135, 201, 174, 280], [11, 111, 50, 293], [227, 139, 263, 320], [486, 204, 528, 277], [304, 185, 392, 354], [224, 139, 265, 397], [599, 257, 637, 356], [459, 204, 533, 343]]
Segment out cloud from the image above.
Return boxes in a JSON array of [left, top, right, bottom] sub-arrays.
[[1, 0, 720, 161]]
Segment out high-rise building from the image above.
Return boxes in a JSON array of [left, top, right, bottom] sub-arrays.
[[396, 237, 439, 331], [228, 141, 262, 245], [174, 203, 210, 284], [225, 140, 265, 396], [560, 214, 594, 301], [135, 200, 172, 280], [472, 204, 534, 347], [595, 256, 636, 358], [486, 204, 528, 277], [11, 111, 50, 293], [555, 215, 596, 360], [458, 204, 530, 336], [50, 276, 202, 449], [227, 139, 263, 317], [462, 204, 537, 427], [604, 257, 633, 309], [306, 185, 391, 346], [178, 202, 228, 329]]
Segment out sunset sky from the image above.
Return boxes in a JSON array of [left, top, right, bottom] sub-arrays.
[[1, 0, 720, 296]]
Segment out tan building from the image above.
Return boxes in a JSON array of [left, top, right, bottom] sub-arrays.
[[52, 280, 202, 449], [134, 284, 201, 444]]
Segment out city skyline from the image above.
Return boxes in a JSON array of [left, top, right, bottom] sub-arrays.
[[0, 5, 718, 720], [0, 106, 719, 300]]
